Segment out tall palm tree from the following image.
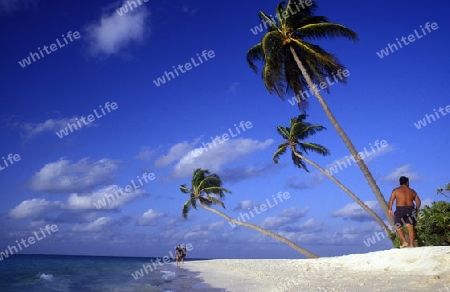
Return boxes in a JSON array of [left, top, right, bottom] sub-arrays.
[[246, 0, 393, 225], [273, 114, 390, 235], [180, 168, 319, 258]]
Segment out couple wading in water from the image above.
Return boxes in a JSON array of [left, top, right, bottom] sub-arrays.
[[175, 245, 187, 266]]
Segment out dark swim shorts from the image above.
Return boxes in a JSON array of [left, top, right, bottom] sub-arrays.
[[394, 206, 417, 226]]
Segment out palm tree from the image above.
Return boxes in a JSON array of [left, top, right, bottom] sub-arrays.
[[437, 183, 450, 198], [246, 0, 393, 225], [273, 114, 391, 235], [180, 168, 319, 258]]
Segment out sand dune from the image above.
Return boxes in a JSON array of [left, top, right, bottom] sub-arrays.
[[184, 246, 450, 291]]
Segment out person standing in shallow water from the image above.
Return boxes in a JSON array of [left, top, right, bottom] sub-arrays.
[[180, 245, 187, 264], [175, 245, 183, 266], [388, 176, 421, 248]]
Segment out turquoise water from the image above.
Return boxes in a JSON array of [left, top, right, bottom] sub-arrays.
[[0, 254, 223, 291]]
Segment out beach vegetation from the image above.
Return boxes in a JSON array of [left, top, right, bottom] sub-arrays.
[[416, 201, 450, 246]]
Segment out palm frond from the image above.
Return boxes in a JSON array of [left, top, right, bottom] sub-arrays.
[[182, 201, 191, 219], [273, 143, 289, 164], [276, 125, 290, 140], [246, 43, 263, 73], [291, 150, 309, 171], [296, 23, 359, 42], [258, 11, 279, 32], [298, 142, 330, 156], [180, 184, 191, 193]]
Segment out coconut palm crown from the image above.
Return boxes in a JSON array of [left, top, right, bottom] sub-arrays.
[[246, 0, 358, 107], [180, 168, 231, 219], [273, 114, 329, 171]]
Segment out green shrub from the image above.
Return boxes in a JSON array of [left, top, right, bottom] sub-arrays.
[[388, 201, 449, 247], [416, 201, 450, 246]]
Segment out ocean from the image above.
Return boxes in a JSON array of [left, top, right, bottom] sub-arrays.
[[0, 254, 224, 291]]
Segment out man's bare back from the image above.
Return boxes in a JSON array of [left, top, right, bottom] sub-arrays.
[[390, 185, 419, 207]]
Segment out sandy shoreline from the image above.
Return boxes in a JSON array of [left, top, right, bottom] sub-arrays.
[[183, 246, 450, 291]]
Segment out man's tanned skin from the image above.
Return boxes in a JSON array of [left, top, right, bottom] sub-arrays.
[[388, 176, 421, 248]]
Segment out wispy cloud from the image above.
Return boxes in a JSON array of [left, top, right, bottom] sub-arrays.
[[167, 138, 274, 179], [135, 146, 154, 161], [331, 201, 383, 222], [261, 207, 309, 229], [30, 158, 120, 193], [381, 164, 421, 182], [85, 1, 150, 56], [136, 209, 166, 226], [154, 139, 200, 168], [17, 117, 95, 140], [286, 172, 325, 190], [8, 199, 62, 219], [72, 217, 113, 232]]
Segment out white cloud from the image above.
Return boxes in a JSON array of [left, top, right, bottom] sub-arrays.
[[261, 207, 309, 229], [65, 185, 147, 210], [154, 139, 200, 168], [286, 172, 325, 190], [135, 146, 154, 161], [8, 199, 62, 219], [30, 158, 119, 193], [19, 117, 93, 139], [72, 217, 113, 232], [234, 200, 254, 210], [170, 138, 274, 179], [382, 164, 420, 182], [85, 1, 150, 56], [331, 201, 383, 222], [283, 218, 323, 232], [137, 209, 166, 226]]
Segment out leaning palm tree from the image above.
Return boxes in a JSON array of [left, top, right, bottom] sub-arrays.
[[273, 114, 391, 235], [180, 168, 319, 258], [246, 0, 392, 225]]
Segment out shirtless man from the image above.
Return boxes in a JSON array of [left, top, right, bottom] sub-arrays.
[[388, 176, 421, 248]]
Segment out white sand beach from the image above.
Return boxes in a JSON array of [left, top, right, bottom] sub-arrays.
[[184, 246, 450, 291]]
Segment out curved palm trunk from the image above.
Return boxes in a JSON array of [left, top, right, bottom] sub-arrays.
[[293, 151, 391, 236], [289, 46, 393, 227], [199, 203, 319, 259]]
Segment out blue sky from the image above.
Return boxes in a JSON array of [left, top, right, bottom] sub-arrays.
[[0, 0, 449, 260]]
